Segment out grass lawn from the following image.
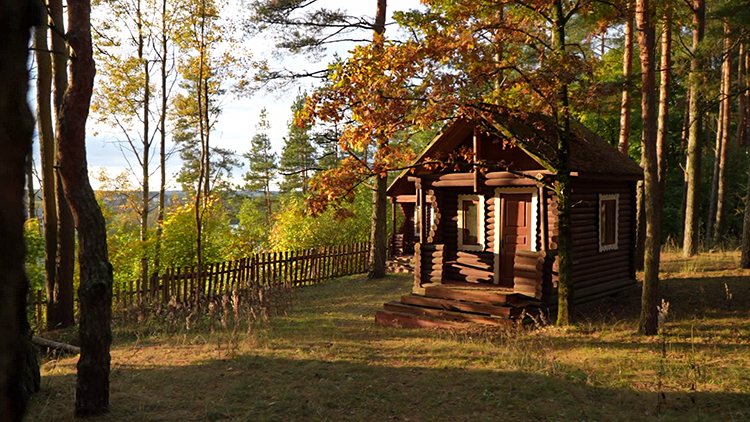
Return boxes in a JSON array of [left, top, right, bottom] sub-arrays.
[[27, 251, 750, 421]]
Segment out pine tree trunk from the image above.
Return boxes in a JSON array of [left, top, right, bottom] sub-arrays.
[[708, 107, 722, 248], [618, 2, 633, 155], [368, 172, 388, 279], [683, 0, 705, 258], [57, 0, 113, 415], [51, 0, 76, 328], [551, 0, 574, 325], [656, 9, 671, 219], [36, 12, 62, 329], [636, 0, 661, 336], [714, 22, 732, 246], [0, 1, 39, 418], [735, 43, 748, 148], [741, 157, 750, 267], [367, 0, 388, 279]]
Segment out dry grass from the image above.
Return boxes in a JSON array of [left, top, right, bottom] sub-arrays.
[[26, 253, 750, 421]]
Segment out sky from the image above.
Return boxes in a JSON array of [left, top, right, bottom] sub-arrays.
[[81, 0, 425, 190]]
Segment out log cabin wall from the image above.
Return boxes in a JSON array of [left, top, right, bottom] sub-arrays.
[[543, 179, 637, 306]]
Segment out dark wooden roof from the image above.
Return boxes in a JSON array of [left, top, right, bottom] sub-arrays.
[[485, 108, 643, 179], [388, 110, 642, 197]]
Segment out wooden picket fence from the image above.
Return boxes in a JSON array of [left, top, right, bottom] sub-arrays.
[[28, 242, 370, 328]]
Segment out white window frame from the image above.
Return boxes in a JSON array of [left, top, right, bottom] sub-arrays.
[[598, 193, 619, 252], [457, 194, 485, 251]]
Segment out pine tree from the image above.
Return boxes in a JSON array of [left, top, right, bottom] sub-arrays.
[[244, 108, 278, 217], [279, 93, 317, 194]]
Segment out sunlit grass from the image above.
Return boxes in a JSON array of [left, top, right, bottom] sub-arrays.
[[27, 259, 750, 421]]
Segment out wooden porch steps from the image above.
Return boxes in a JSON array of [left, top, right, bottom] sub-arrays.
[[376, 284, 542, 329]]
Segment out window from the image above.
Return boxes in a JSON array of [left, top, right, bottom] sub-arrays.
[[458, 194, 485, 251], [599, 194, 619, 252]]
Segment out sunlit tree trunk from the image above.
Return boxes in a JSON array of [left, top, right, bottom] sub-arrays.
[[637, 0, 661, 336], [618, 2, 633, 155], [714, 21, 732, 247], [683, 0, 705, 257], [707, 97, 722, 248], [656, 8, 671, 205], [368, 0, 388, 279], [57, 0, 113, 415]]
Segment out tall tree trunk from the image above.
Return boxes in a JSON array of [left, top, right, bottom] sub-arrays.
[[154, 0, 169, 277], [735, 43, 750, 148], [26, 155, 35, 219], [618, 2, 634, 155], [741, 157, 750, 268], [551, 0, 574, 325], [57, 0, 113, 415], [137, 0, 151, 297], [0, 1, 38, 418], [682, 0, 705, 257], [195, 0, 208, 298], [368, 0, 388, 279], [714, 22, 732, 246], [35, 11, 62, 329], [707, 102, 722, 248], [636, 0, 661, 336], [656, 9, 671, 206], [50, 0, 76, 328]]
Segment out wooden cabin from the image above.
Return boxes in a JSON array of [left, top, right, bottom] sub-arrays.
[[377, 110, 643, 328]]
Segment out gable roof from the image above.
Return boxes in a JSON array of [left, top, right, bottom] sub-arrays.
[[484, 108, 643, 178], [388, 109, 642, 196]]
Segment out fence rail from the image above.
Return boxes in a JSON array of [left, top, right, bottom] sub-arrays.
[[29, 242, 370, 328]]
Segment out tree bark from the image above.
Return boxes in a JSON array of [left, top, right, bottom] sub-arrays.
[[735, 43, 748, 148], [713, 22, 732, 247], [368, 0, 389, 279], [26, 155, 35, 219], [551, 0, 574, 326], [682, 0, 705, 258], [707, 104, 722, 248], [56, 0, 113, 416], [741, 156, 750, 267], [636, 0, 661, 336], [656, 9, 671, 222], [0, 0, 39, 418], [618, 2, 634, 155], [35, 12, 63, 329], [154, 0, 169, 277], [51, 0, 76, 329]]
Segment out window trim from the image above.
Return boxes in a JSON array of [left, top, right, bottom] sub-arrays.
[[457, 194, 485, 251], [598, 193, 619, 252]]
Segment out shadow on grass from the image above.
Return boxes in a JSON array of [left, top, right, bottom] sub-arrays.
[[31, 352, 750, 422], [28, 272, 750, 421]]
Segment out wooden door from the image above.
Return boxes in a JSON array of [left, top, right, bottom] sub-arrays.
[[498, 193, 533, 286]]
